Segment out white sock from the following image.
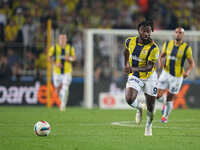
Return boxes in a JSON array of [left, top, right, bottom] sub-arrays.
[[146, 111, 153, 128], [163, 101, 173, 118], [60, 87, 69, 108], [130, 98, 142, 110]]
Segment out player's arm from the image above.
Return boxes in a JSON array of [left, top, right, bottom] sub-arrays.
[[159, 41, 168, 69], [65, 55, 76, 62], [48, 47, 55, 64], [131, 61, 155, 72], [48, 46, 62, 68], [65, 47, 76, 62], [48, 55, 55, 64], [183, 57, 195, 78], [123, 47, 131, 74], [159, 52, 166, 69], [183, 47, 195, 78]]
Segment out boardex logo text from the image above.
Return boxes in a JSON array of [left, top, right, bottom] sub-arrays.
[[0, 82, 40, 104]]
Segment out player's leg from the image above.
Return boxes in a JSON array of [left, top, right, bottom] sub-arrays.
[[59, 73, 72, 111], [126, 76, 144, 124], [126, 87, 143, 124], [157, 89, 166, 103], [53, 73, 62, 98], [157, 70, 168, 104], [161, 76, 183, 122], [143, 72, 158, 136], [145, 94, 156, 136], [161, 92, 175, 123]]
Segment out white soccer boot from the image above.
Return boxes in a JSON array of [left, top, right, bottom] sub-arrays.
[[144, 126, 152, 136], [60, 102, 66, 112]]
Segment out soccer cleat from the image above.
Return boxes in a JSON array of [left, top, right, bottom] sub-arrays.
[[144, 126, 152, 136], [161, 116, 168, 123], [135, 108, 142, 124], [60, 104, 66, 112]]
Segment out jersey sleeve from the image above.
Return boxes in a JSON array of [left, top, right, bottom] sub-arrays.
[[186, 46, 192, 59], [148, 46, 160, 63], [125, 38, 131, 49], [48, 46, 55, 57], [162, 41, 167, 53], [70, 46, 75, 57]]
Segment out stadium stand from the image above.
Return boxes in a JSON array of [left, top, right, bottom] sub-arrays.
[[0, 0, 200, 81]]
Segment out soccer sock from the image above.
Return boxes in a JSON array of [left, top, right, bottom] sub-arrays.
[[146, 111, 153, 128], [163, 101, 173, 118], [130, 98, 142, 110], [60, 87, 69, 108]]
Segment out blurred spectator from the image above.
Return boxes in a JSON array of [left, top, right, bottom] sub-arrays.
[[32, 24, 45, 56], [35, 52, 47, 79], [72, 31, 83, 68], [5, 48, 22, 81], [0, 1, 12, 20], [7, 48, 22, 68], [94, 57, 112, 83], [0, 0, 200, 80], [22, 17, 35, 49], [0, 55, 12, 81], [11, 62, 22, 81], [23, 49, 36, 70], [4, 18, 19, 42]]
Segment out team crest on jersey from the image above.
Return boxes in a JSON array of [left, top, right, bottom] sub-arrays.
[[179, 50, 183, 55]]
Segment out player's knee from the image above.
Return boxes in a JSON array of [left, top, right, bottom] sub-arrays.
[[126, 95, 136, 105], [157, 90, 163, 99], [167, 93, 175, 101]]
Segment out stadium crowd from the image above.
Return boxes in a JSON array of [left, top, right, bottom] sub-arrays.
[[0, 0, 200, 81]]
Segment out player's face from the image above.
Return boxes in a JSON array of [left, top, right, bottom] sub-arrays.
[[175, 28, 184, 41], [138, 26, 152, 43], [59, 34, 67, 46]]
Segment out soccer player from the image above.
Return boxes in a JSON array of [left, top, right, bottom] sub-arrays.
[[48, 31, 76, 111], [157, 27, 195, 123], [124, 20, 160, 136]]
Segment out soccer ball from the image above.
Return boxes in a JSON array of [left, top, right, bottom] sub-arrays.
[[34, 120, 51, 136]]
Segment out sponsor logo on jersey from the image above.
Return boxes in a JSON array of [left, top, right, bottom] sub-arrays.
[[168, 56, 177, 60]]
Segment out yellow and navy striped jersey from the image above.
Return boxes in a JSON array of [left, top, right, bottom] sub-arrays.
[[162, 40, 192, 77], [48, 44, 75, 74], [125, 36, 159, 79]]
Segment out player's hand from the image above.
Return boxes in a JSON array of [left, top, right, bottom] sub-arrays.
[[183, 71, 189, 78], [65, 55, 73, 61], [123, 64, 132, 74], [56, 63, 62, 68]]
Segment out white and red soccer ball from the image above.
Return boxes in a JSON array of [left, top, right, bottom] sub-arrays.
[[34, 120, 51, 136]]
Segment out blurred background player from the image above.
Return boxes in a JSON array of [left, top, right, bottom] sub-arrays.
[[157, 27, 195, 123], [123, 20, 159, 136], [48, 30, 76, 111]]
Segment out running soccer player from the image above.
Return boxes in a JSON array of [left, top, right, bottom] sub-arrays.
[[124, 20, 160, 136], [48, 31, 76, 111], [157, 27, 195, 123]]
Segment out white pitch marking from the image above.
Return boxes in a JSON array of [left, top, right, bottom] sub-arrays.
[[111, 120, 200, 130]]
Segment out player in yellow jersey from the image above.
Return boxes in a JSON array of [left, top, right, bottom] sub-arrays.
[[48, 31, 76, 111], [124, 20, 160, 136], [157, 27, 195, 123]]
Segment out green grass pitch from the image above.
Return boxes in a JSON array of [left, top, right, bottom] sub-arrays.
[[0, 106, 200, 150]]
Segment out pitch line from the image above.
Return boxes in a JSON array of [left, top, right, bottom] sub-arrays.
[[111, 120, 200, 130]]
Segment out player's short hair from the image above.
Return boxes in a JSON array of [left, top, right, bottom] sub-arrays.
[[138, 20, 154, 32], [175, 27, 184, 32], [59, 28, 67, 35]]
